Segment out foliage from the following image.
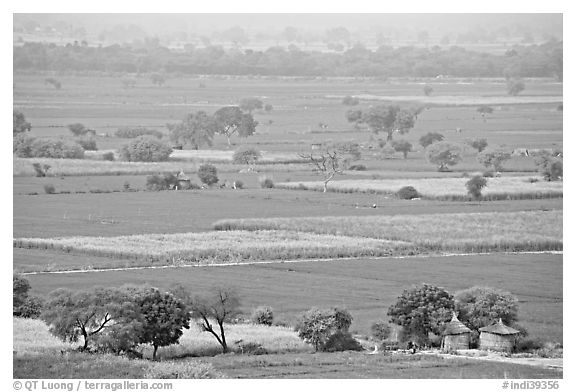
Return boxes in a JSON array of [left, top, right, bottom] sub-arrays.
[[342, 95, 359, 105], [76, 137, 98, 151], [455, 286, 519, 332], [371, 320, 392, 341], [68, 123, 95, 137], [534, 154, 563, 181], [32, 139, 85, 159], [467, 138, 488, 152], [115, 127, 163, 139], [392, 140, 413, 159], [259, 176, 275, 189], [167, 112, 215, 149], [419, 132, 444, 148], [478, 150, 512, 172], [43, 184, 56, 194], [146, 174, 179, 191], [363, 105, 417, 142], [13, 274, 37, 316], [295, 307, 353, 352], [345, 109, 364, 129], [13, 110, 31, 134], [348, 164, 367, 171], [476, 105, 494, 116], [466, 175, 488, 200], [425, 142, 463, 171], [16, 296, 44, 319], [396, 186, 420, 200], [213, 106, 258, 146], [387, 283, 455, 340], [323, 331, 363, 352], [239, 97, 264, 113], [251, 306, 274, 326], [507, 78, 525, 96], [335, 141, 362, 161], [197, 164, 219, 186], [233, 146, 262, 165], [119, 136, 172, 162], [13, 134, 35, 157]]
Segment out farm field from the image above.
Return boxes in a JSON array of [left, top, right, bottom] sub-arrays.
[[23, 253, 562, 343]]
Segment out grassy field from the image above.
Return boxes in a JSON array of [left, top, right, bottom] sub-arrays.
[[22, 253, 562, 343], [276, 177, 563, 200], [14, 230, 411, 270]]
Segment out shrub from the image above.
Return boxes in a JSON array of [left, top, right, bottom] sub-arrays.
[[32, 163, 50, 177], [43, 184, 56, 194], [419, 132, 444, 148], [235, 342, 268, 355], [76, 137, 98, 151], [455, 287, 519, 332], [16, 296, 44, 318], [465, 175, 488, 200], [13, 110, 31, 134], [30, 139, 85, 159], [392, 140, 413, 159], [342, 95, 359, 105], [259, 176, 274, 189], [467, 138, 488, 152], [396, 186, 420, 200], [323, 331, 363, 352], [535, 155, 563, 181], [482, 171, 494, 178], [478, 150, 511, 172], [348, 164, 367, 171], [251, 306, 274, 326], [115, 127, 163, 139], [102, 152, 115, 161], [146, 174, 178, 191], [197, 164, 219, 186], [371, 321, 392, 341], [68, 123, 95, 137], [232, 146, 261, 165], [426, 142, 463, 171], [13, 134, 35, 157], [14, 275, 43, 318], [295, 307, 353, 352], [119, 136, 172, 162]]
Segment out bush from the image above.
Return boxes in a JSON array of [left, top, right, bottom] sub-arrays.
[[251, 306, 274, 326], [419, 132, 444, 148], [146, 174, 178, 191], [482, 171, 494, 177], [235, 342, 268, 355], [535, 155, 563, 181], [259, 176, 274, 189], [323, 331, 363, 352], [342, 95, 359, 106], [102, 152, 115, 161], [18, 138, 85, 159], [426, 142, 463, 171], [17, 296, 44, 318], [13, 134, 35, 157], [43, 184, 56, 194], [68, 123, 95, 137], [232, 146, 261, 165], [348, 164, 367, 171], [466, 175, 488, 200], [295, 307, 353, 352], [371, 321, 392, 341], [14, 274, 43, 318], [32, 163, 50, 177], [115, 127, 163, 139], [76, 138, 98, 151], [14, 110, 31, 134], [119, 136, 172, 162], [396, 186, 420, 200], [197, 164, 219, 186], [478, 150, 511, 172]]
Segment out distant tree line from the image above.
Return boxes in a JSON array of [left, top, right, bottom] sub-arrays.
[[14, 41, 562, 79]]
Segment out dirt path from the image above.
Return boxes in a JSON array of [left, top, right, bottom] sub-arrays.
[[426, 350, 563, 370]]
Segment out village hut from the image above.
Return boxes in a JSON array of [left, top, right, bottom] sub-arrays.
[[442, 313, 472, 350], [479, 319, 520, 352], [175, 171, 191, 190]]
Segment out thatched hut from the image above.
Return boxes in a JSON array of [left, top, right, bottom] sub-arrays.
[[175, 171, 191, 189], [479, 319, 520, 352], [442, 313, 472, 350]]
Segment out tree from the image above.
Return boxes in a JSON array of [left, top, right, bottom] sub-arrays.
[[131, 287, 190, 360], [68, 123, 95, 137], [477, 150, 511, 172], [425, 142, 463, 171], [534, 153, 563, 181], [419, 132, 444, 148], [467, 138, 488, 152], [232, 146, 261, 168], [13, 274, 42, 318], [423, 85, 434, 96], [239, 97, 264, 114], [188, 287, 241, 353], [392, 140, 413, 159], [119, 136, 173, 162], [295, 307, 353, 352], [387, 283, 455, 341], [300, 149, 347, 192], [197, 164, 219, 186], [455, 287, 519, 332], [466, 175, 488, 201], [363, 105, 417, 142], [345, 109, 364, 130], [213, 106, 258, 147], [167, 111, 215, 150], [507, 78, 525, 96], [13, 110, 31, 134]]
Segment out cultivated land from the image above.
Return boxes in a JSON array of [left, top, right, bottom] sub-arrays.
[[13, 72, 563, 379]]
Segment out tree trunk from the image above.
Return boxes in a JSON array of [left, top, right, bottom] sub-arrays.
[[218, 321, 228, 353], [323, 181, 328, 193], [152, 344, 158, 361], [226, 135, 231, 147]]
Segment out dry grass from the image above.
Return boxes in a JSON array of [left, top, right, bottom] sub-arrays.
[[13, 230, 411, 267], [213, 210, 562, 253], [13, 317, 75, 355], [276, 177, 563, 200], [171, 149, 307, 164]]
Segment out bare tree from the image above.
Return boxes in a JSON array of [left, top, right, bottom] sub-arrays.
[[300, 149, 348, 193]]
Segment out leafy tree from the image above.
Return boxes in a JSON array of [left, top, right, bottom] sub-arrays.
[[419, 132, 444, 148], [239, 97, 264, 114], [300, 149, 347, 192], [371, 320, 392, 341], [13, 134, 35, 157], [197, 164, 219, 186], [507, 78, 525, 96], [423, 85, 434, 96], [115, 127, 163, 139], [213, 106, 258, 146], [466, 175, 488, 200], [13, 274, 31, 311], [425, 142, 463, 171], [187, 287, 241, 353], [29, 138, 85, 159], [13, 110, 31, 134], [295, 307, 353, 352], [467, 138, 488, 152], [387, 283, 455, 341], [477, 150, 511, 172], [119, 136, 172, 162], [167, 111, 215, 150], [232, 146, 261, 167], [251, 306, 274, 326], [392, 140, 413, 159], [534, 153, 563, 181], [363, 105, 417, 142], [76, 137, 97, 151], [455, 287, 519, 332]]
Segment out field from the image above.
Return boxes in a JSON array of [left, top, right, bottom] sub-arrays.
[[13, 72, 563, 379]]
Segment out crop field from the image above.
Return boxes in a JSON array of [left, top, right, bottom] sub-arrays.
[[276, 176, 563, 200]]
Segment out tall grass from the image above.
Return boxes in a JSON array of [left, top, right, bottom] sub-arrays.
[[213, 210, 563, 254], [13, 230, 412, 268], [276, 177, 563, 200]]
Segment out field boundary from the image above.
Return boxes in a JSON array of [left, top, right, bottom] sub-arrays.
[[18, 250, 563, 276]]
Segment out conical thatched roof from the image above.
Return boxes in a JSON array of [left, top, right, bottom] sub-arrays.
[[443, 313, 472, 335], [479, 319, 520, 335]]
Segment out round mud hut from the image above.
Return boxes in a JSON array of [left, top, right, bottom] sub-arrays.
[[442, 313, 472, 350], [479, 319, 520, 352]]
